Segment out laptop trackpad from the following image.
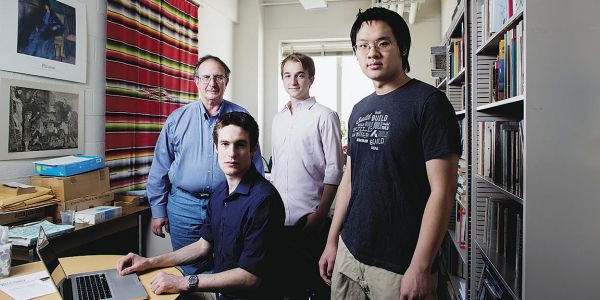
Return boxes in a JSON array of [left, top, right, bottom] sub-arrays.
[[99, 269, 148, 299]]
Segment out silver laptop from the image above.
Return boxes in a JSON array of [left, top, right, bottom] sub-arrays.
[[36, 227, 148, 300]]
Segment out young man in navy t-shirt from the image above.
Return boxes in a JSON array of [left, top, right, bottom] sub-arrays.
[[319, 7, 461, 300]]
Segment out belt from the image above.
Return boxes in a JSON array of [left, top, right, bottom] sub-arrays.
[[177, 187, 212, 199]]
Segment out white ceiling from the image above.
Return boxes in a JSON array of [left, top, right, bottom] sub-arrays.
[[261, 0, 441, 23]]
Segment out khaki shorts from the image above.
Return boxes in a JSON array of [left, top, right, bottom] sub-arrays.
[[331, 237, 438, 300]]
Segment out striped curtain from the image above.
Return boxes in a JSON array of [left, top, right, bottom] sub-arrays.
[[105, 0, 198, 193]]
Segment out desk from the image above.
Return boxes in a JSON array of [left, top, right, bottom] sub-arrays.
[[2, 255, 181, 300], [12, 205, 151, 263]]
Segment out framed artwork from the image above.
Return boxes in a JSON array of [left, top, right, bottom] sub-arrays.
[[0, 0, 87, 83], [0, 78, 84, 160]]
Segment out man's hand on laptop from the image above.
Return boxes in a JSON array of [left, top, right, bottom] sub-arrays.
[[149, 272, 189, 294], [117, 252, 152, 275]]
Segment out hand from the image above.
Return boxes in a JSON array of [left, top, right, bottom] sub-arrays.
[[116, 252, 151, 276], [151, 217, 169, 238], [303, 211, 326, 232], [399, 265, 432, 300], [149, 272, 188, 295], [318, 241, 338, 286]]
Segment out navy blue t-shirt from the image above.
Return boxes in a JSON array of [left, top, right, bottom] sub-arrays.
[[341, 79, 461, 275], [199, 166, 285, 300]]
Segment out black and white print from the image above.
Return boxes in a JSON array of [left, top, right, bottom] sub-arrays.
[[1, 78, 84, 160], [9, 85, 78, 153]]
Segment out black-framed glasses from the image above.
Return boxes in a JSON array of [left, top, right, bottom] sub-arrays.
[[196, 75, 227, 84], [353, 39, 394, 55]]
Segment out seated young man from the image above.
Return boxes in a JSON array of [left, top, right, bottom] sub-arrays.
[[117, 112, 285, 300]]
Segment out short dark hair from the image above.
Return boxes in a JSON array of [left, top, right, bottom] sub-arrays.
[[280, 53, 315, 80], [350, 7, 411, 73], [213, 112, 259, 150], [194, 55, 231, 79]]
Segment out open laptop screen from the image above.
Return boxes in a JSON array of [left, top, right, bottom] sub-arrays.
[[36, 227, 68, 289]]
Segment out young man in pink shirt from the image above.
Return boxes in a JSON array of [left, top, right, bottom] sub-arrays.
[[271, 53, 344, 299]]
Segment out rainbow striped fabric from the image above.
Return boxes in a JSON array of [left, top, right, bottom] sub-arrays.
[[105, 0, 198, 193]]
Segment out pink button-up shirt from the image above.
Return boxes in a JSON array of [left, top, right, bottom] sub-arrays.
[[271, 97, 344, 226]]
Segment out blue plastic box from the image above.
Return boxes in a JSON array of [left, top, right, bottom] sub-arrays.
[[34, 155, 105, 177]]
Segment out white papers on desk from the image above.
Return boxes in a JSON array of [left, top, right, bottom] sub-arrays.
[[0, 270, 55, 299], [34, 155, 90, 166]]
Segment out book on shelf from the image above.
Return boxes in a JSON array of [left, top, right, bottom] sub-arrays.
[[477, 121, 523, 196], [486, 21, 524, 102], [481, 198, 523, 271], [481, 0, 523, 40], [476, 263, 513, 300]]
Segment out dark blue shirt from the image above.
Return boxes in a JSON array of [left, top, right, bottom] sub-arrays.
[[342, 79, 461, 274], [198, 166, 285, 300]]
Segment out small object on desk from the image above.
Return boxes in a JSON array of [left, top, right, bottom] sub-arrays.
[[56, 191, 114, 222], [114, 195, 140, 213], [75, 206, 122, 225], [59, 210, 75, 225], [125, 190, 148, 204], [0, 226, 11, 278], [33, 155, 104, 177], [8, 220, 74, 247]]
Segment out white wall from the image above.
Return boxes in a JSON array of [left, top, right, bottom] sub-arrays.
[[259, 1, 442, 158], [261, 1, 369, 159], [232, 0, 263, 122], [407, 0, 442, 86], [0, 0, 106, 184], [197, 0, 237, 100]]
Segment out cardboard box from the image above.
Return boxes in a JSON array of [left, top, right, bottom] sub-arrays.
[[34, 155, 104, 177], [0, 205, 48, 225], [55, 191, 114, 222], [30, 168, 110, 202], [75, 206, 122, 225]]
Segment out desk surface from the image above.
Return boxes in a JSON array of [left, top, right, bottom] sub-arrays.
[[3, 255, 182, 300]]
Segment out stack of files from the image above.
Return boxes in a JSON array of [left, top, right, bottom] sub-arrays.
[[0, 182, 57, 212], [8, 220, 74, 246]]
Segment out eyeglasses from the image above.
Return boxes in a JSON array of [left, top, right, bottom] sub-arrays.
[[196, 75, 227, 84], [353, 39, 394, 55]]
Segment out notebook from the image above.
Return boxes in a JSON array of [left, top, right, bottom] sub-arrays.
[[35, 227, 148, 300]]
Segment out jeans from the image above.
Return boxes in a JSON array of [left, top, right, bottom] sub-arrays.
[[167, 187, 213, 275]]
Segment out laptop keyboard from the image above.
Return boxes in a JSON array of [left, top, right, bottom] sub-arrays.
[[76, 274, 112, 300]]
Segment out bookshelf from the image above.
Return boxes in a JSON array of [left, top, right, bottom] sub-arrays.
[[436, 1, 471, 299], [438, 0, 600, 298], [471, 0, 525, 299]]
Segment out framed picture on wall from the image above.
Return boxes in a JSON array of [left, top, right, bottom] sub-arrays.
[[0, 0, 87, 83], [0, 78, 84, 160]]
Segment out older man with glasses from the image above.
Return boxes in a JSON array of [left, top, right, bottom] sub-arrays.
[[147, 55, 264, 276]]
